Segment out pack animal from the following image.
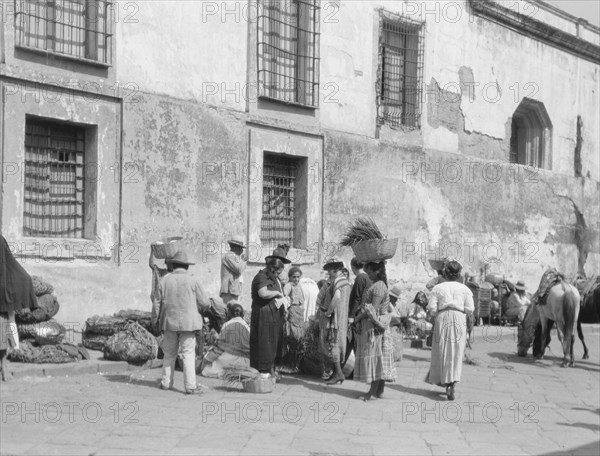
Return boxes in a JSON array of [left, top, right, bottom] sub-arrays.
[[517, 281, 580, 367], [518, 276, 599, 361]]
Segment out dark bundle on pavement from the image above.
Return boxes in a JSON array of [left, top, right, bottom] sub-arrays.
[[31, 275, 54, 296], [113, 309, 156, 335], [18, 319, 66, 345], [9, 340, 89, 364], [103, 322, 158, 364], [15, 294, 59, 324], [297, 317, 328, 377]]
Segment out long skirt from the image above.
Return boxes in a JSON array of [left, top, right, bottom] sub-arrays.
[[381, 328, 397, 381], [250, 303, 283, 373], [426, 310, 467, 386], [354, 319, 384, 383]]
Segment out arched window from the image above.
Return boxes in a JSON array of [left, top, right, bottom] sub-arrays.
[[509, 99, 552, 169]]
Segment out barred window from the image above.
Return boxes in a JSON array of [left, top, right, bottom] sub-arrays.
[[15, 0, 113, 65], [261, 153, 302, 248], [510, 98, 552, 169], [257, 0, 320, 107], [377, 13, 424, 128], [24, 118, 85, 238]]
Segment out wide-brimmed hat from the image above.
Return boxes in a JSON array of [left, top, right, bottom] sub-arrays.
[[265, 247, 291, 264], [515, 280, 527, 291], [165, 250, 195, 265], [227, 235, 246, 248], [323, 257, 344, 271], [389, 285, 402, 299]]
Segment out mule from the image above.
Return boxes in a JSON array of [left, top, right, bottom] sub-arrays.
[[519, 277, 600, 360], [517, 282, 580, 367]]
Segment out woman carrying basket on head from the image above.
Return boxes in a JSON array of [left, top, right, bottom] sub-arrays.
[[425, 261, 474, 401], [354, 260, 396, 401]]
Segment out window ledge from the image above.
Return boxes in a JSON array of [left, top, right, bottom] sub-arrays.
[[258, 95, 318, 110], [15, 45, 112, 68]]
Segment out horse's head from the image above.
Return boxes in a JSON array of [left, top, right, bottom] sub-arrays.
[[517, 304, 539, 357]]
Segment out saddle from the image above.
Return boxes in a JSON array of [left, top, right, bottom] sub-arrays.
[[533, 268, 565, 306]]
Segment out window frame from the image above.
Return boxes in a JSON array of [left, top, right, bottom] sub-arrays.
[[256, 0, 321, 108], [509, 98, 553, 169], [376, 10, 425, 129], [14, 0, 113, 67], [23, 117, 87, 239]]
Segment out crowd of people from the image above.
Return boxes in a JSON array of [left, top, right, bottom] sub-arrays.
[[149, 238, 532, 400]]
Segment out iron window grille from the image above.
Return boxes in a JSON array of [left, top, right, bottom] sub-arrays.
[[257, 0, 321, 107], [23, 118, 85, 238], [261, 153, 299, 248], [377, 11, 424, 129], [15, 0, 113, 65]]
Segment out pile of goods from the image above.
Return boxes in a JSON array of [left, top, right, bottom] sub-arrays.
[[82, 310, 159, 364], [297, 317, 327, 377], [10, 276, 89, 363], [104, 321, 158, 364], [222, 366, 275, 393]]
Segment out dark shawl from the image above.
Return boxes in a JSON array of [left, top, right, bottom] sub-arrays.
[[1, 235, 36, 312]]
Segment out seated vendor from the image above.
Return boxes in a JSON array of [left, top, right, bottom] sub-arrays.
[[405, 291, 432, 338], [200, 302, 250, 378], [504, 281, 531, 322]]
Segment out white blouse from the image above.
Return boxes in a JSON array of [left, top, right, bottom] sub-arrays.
[[427, 281, 475, 315]]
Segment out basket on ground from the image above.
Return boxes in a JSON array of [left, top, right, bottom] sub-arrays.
[[242, 376, 276, 393], [351, 238, 398, 262], [151, 236, 184, 259]]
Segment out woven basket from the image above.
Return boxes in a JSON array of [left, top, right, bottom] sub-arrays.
[[151, 236, 184, 259], [351, 238, 398, 262], [242, 377, 276, 393], [428, 259, 446, 271]]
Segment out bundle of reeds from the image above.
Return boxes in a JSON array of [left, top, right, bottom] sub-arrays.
[[340, 216, 386, 246], [221, 366, 261, 386]]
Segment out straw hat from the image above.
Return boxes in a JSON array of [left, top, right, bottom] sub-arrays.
[[515, 280, 527, 291], [389, 285, 402, 299], [265, 247, 291, 264], [165, 250, 196, 265], [228, 235, 246, 248]]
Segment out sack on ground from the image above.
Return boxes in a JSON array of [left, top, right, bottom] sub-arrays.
[[8, 339, 83, 364], [82, 333, 109, 351], [84, 315, 128, 336], [15, 294, 59, 324], [113, 309, 156, 336], [18, 318, 65, 345], [31, 275, 55, 296], [103, 322, 158, 363]]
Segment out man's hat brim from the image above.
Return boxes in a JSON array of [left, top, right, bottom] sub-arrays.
[[166, 259, 195, 265], [323, 261, 344, 270], [265, 255, 291, 264], [515, 284, 526, 291], [228, 240, 246, 248]]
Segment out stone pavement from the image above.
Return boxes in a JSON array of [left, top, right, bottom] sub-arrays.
[[1, 325, 599, 456]]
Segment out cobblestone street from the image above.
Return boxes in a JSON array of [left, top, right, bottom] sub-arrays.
[[1, 325, 599, 456]]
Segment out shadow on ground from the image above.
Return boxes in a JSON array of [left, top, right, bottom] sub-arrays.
[[541, 440, 600, 456]]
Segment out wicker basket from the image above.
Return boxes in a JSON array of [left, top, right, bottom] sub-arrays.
[[351, 238, 398, 262], [428, 259, 446, 271], [242, 376, 276, 393], [151, 236, 183, 259]]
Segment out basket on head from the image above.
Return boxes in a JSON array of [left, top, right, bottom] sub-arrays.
[[428, 259, 446, 271], [351, 238, 398, 263], [151, 236, 184, 259], [242, 376, 276, 393]]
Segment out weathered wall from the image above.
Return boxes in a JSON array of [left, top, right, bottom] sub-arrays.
[[323, 128, 600, 297]]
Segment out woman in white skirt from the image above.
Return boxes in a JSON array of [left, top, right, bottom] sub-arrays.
[[426, 261, 474, 400]]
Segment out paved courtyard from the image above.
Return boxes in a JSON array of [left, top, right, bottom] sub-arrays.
[[1, 325, 599, 456]]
